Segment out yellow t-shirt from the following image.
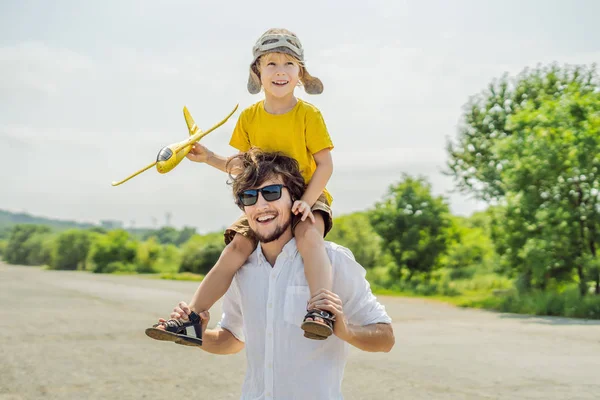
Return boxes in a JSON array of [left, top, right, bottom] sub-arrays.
[[229, 99, 334, 204]]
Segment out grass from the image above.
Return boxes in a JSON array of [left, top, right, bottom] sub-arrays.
[[154, 272, 204, 281], [464, 287, 600, 319], [373, 275, 600, 320]]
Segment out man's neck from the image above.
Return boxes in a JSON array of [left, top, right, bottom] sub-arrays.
[[263, 94, 298, 115], [260, 229, 294, 267]]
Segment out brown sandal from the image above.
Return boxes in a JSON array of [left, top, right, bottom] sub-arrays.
[[301, 309, 335, 340]]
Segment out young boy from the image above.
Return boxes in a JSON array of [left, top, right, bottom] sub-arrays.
[[180, 28, 335, 339]]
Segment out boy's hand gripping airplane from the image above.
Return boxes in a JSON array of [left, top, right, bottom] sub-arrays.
[[111, 104, 238, 186]]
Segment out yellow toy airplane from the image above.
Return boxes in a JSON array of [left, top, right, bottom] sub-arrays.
[[111, 104, 238, 186]]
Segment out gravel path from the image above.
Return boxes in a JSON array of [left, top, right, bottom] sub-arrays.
[[1, 263, 599, 399]]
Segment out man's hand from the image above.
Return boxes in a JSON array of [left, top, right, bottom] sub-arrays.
[[308, 290, 395, 352], [292, 200, 316, 223], [186, 143, 213, 163], [307, 289, 350, 341], [155, 301, 210, 335]]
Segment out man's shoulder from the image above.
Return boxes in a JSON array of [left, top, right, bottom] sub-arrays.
[[324, 241, 357, 263]]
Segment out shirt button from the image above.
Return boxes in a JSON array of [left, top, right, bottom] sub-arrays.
[[268, 363, 273, 368], [268, 303, 273, 308], [266, 393, 272, 398]]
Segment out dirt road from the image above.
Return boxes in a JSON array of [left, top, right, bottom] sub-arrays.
[[1, 263, 599, 399]]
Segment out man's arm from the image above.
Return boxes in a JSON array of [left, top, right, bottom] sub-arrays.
[[337, 322, 394, 353], [201, 325, 245, 355], [307, 289, 395, 353]]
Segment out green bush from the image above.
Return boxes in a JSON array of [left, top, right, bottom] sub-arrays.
[[180, 242, 225, 275], [448, 265, 477, 280], [474, 288, 600, 319], [50, 230, 93, 270], [89, 230, 137, 273], [104, 261, 136, 274], [327, 212, 385, 269], [135, 237, 161, 273], [25, 234, 55, 266], [0, 239, 7, 259], [153, 244, 181, 274], [4, 225, 53, 265]]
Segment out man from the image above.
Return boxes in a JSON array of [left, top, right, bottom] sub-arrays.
[[153, 148, 394, 400]]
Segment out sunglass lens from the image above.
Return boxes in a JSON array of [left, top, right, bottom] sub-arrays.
[[261, 185, 282, 201], [240, 190, 258, 206]]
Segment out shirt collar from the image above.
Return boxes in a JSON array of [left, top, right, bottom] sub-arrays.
[[254, 238, 298, 265]]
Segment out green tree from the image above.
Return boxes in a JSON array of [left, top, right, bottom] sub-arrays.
[[144, 226, 198, 247], [180, 243, 225, 275], [4, 225, 52, 265], [176, 226, 197, 246], [447, 64, 598, 201], [0, 239, 6, 258], [496, 85, 600, 294], [179, 234, 225, 275], [149, 226, 179, 245], [24, 233, 54, 266], [439, 214, 496, 277], [448, 64, 600, 295], [51, 229, 93, 270], [369, 175, 452, 281], [326, 212, 384, 269], [153, 243, 182, 274], [135, 237, 162, 273]]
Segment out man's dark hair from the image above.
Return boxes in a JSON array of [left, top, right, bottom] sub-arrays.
[[226, 147, 306, 209]]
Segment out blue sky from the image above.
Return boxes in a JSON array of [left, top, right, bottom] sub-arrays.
[[1, 0, 599, 231]]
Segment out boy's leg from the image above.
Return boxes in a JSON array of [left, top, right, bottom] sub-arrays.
[[295, 212, 332, 296], [188, 232, 255, 313], [295, 212, 334, 338]]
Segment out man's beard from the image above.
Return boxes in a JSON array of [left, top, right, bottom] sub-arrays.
[[254, 214, 292, 244]]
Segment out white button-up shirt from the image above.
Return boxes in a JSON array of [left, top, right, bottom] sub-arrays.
[[218, 238, 392, 400]]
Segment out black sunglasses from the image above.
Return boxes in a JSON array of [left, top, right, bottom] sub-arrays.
[[238, 184, 288, 206]]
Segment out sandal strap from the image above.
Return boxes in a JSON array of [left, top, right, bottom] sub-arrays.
[[162, 319, 186, 333], [188, 311, 203, 340], [304, 309, 336, 322], [154, 311, 203, 338]]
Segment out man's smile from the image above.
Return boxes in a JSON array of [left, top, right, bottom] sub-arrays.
[[256, 213, 277, 224]]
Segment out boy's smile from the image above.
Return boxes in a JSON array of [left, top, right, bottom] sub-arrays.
[[259, 53, 300, 99]]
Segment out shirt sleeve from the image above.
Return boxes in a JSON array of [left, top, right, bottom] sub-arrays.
[[305, 109, 334, 155], [330, 244, 392, 326], [217, 275, 245, 342], [229, 113, 251, 152]]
